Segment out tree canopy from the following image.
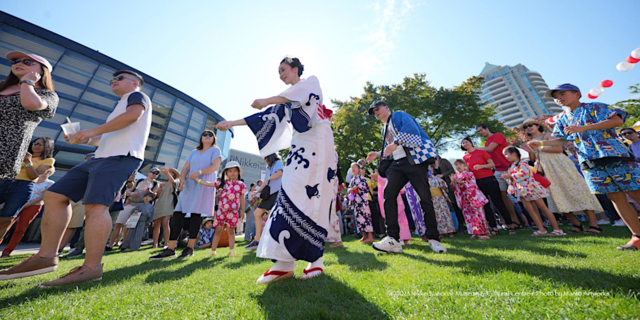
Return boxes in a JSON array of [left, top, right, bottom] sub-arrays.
[[331, 73, 506, 175], [615, 83, 640, 126]]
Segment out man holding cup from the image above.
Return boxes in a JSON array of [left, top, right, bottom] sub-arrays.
[[0, 70, 152, 287]]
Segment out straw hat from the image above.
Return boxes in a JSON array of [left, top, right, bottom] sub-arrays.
[[201, 217, 214, 227], [520, 118, 544, 130], [166, 167, 180, 179]]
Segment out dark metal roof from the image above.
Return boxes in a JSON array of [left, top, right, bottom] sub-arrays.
[[0, 10, 227, 122]]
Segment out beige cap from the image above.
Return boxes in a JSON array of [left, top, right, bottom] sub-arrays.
[[6, 51, 53, 72]]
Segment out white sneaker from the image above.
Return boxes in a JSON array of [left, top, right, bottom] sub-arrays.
[[612, 220, 627, 227], [597, 219, 611, 225], [428, 239, 447, 253], [372, 236, 403, 253]]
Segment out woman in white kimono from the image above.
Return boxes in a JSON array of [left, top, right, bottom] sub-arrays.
[[215, 57, 336, 284]]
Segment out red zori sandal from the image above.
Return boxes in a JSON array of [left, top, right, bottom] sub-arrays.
[[256, 269, 294, 284]]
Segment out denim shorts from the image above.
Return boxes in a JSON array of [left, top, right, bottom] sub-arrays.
[[48, 156, 142, 207], [583, 160, 640, 194], [0, 179, 34, 218]]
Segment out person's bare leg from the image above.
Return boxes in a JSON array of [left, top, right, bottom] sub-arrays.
[[610, 191, 640, 234], [583, 209, 599, 228], [108, 223, 124, 247], [58, 228, 78, 252], [522, 201, 546, 231], [82, 204, 111, 268], [39, 191, 72, 258], [152, 218, 162, 248], [228, 227, 236, 250], [209, 228, 224, 252], [162, 216, 170, 246], [253, 208, 267, 241], [533, 199, 560, 230], [501, 191, 520, 225]]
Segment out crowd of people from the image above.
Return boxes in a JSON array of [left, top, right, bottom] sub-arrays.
[[0, 51, 639, 289]]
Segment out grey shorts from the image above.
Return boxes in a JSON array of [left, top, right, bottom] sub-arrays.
[[494, 170, 509, 192]]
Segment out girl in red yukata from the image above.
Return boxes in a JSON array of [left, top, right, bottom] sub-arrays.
[[200, 161, 247, 257]]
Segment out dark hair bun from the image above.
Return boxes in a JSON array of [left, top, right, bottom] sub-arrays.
[[281, 57, 304, 76]]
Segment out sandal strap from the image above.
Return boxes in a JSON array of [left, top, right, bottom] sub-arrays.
[[303, 267, 324, 274], [263, 269, 292, 277]]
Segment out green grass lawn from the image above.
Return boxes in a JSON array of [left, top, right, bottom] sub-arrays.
[[1, 226, 639, 319]]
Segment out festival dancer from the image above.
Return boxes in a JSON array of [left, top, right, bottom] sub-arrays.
[[215, 57, 336, 284]]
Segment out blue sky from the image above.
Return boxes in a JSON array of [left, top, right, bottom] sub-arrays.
[[3, 0, 640, 159]]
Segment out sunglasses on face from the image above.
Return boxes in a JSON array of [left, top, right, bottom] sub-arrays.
[[621, 131, 636, 136], [32, 142, 44, 146], [10, 58, 38, 67], [523, 124, 536, 129], [202, 132, 214, 137], [150, 171, 160, 175], [109, 75, 135, 85]]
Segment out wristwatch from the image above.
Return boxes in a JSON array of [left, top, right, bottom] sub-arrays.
[[20, 79, 36, 86]]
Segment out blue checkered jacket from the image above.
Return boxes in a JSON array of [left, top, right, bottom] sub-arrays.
[[385, 111, 438, 164]]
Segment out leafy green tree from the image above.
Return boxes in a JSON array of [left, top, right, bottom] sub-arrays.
[[615, 83, 640, 126], [331, 74, 505, 176]]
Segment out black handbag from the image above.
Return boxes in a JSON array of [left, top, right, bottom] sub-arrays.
[[378, 115, 393, 178], [259, 182, 271, 200]]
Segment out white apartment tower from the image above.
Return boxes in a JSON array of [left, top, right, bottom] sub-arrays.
[[478, 63, 563, 129]]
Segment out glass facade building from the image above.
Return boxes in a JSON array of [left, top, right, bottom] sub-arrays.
[[0, 12, 232, 179], [478, 62, 563, 129]]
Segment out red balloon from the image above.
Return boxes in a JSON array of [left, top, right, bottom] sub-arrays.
[[627, 56, 640, 64], [600, 80, 613, 88], [587, 93, 597, 99]]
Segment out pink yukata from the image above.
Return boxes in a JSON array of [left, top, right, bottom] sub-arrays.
[[213, 180, 248, 228], [452, 171, 489, 235], [377, 177, 411, 241]]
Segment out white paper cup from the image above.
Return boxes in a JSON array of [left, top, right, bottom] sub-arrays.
[[60, 122, 80, 136]]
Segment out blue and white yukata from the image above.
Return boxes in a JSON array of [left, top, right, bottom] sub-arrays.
[[245, 76, 336, 263]]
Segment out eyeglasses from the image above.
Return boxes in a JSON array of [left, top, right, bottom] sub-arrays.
[[32, 142, 44, 146], [621, 131, 636, 136], [202, 132, 214, 137], [149, 171, 160, 175], [110, 75, 136, 85], [10, 58, 38, 67], [523, 124, 536, 129]]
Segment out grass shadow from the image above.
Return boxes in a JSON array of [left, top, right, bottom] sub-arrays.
[[254, 274, 390, 319], [402, 248, 640, 295], [144, 257, 223, 284], [328, 247, 389, 272], [221, 251, 263, 269]]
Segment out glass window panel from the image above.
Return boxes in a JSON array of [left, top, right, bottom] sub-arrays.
[[52, 52, 98, 87], [156, 131, 182, 168], [152, 89, 175, 108], [52, 80, 84, 99], [0, 25, 64, 65], [171, 100, 191, 124], [32, 126, 59, 140], [140, 84, 155, 98], [190, 109, 205, 129], [178, 139, 197, 170], [71, 103, 111, 124], [187, 127, 202, 141]]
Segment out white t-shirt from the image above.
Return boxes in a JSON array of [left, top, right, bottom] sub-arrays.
[[95, 91, 152, 160], [385, 120, 407, 160]]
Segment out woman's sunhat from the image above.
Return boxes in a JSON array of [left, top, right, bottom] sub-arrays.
[[6, 51, 53, 72], [223, 160, 242, 176]]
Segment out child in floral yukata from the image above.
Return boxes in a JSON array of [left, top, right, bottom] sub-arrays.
[[427, 167, 456, 237], [502, 147, 564, 237], [200, 161, 247, 257], [451, 160, 490, 239], [348, 163, 374, 243]]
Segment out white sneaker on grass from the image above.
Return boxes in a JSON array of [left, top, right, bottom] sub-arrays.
[[612, 220, 627, 227], [428, 239, 447, 253], [372, 236, 403, 253], [597, 219, 611, 225]]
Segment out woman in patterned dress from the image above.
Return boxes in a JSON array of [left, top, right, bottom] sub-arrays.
[[451, 160, 491, 240], [518, 118, 603, 234], [348, 163, 374, 243], [502, 147, 565, 236], [215, 57, 335, 284]]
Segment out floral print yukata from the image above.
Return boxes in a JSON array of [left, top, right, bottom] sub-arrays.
[[452, 171, 489, 235], [348, 174, 373, 233]]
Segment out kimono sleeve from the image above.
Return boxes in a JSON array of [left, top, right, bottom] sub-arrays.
[[278, 76, 322, 108], [244, 104, 293, 157]]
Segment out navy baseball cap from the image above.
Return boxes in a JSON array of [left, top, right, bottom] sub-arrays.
[[545, 83, 581, 98], [368, 100, 387, 115]]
